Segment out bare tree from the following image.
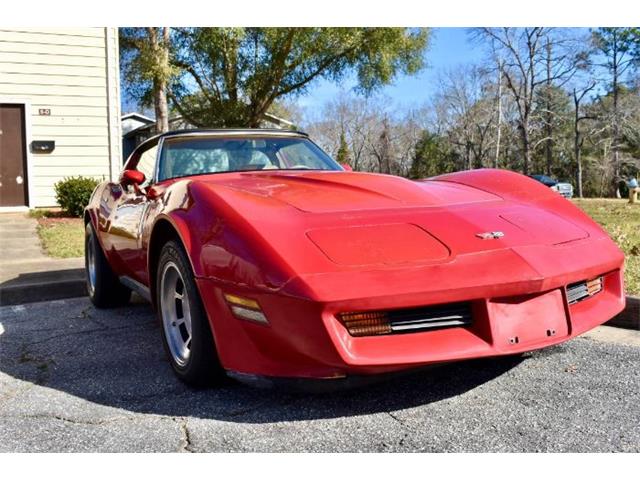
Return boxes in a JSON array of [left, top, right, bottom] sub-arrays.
[[474, 28, 579, 174], [573, 81, 597, 197], [431, 66, 496, 169], [591, 28, 640, 184], [294, 29, 636, 198], [303, 93, 423, 176], [305, 94, 385, 171], [494, 59, 504, 168]]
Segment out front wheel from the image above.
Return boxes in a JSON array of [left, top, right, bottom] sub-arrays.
[[85, 222, 131, 308], [156, 240, 225, 387]]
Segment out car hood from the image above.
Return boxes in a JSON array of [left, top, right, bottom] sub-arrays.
[[193, 170, 595, 268], [182, 169, 615, 296], [208, 170, 501, 212]]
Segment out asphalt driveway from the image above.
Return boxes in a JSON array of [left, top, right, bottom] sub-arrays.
[[0, 296, 638, 452]]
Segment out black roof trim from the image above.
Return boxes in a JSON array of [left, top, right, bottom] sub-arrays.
[[158, 128, 308, 139]]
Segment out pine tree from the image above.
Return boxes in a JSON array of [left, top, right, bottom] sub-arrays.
[[335, 132, 351, 166]]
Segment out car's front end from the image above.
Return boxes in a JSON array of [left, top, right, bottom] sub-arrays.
[[181, 168, 624, 387], [197, 248, 623, 387]]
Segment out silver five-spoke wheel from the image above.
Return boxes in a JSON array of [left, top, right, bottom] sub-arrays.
[[160, 261, 192, 367]]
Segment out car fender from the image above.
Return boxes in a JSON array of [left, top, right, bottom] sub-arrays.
[[147, 212, 195, 271], [146, 180, 293, 296], [432, 168, 560, 202]]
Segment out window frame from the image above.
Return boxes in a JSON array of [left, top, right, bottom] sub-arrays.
[[123, 137, 162, 187]]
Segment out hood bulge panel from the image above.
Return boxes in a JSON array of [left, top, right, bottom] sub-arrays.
[[214, 171, 501, 213], [306, 223, 451, 266]]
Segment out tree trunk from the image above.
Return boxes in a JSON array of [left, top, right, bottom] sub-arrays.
[[494, 61, 503, 169], [574, 123, 583, 198], [612, 31, 620, 197], [520, 119, 531, 175], [147, 27, 170, 133], [573, 91, 583, 198], [544, 38, 553, 176], [154, 81, 169, 133]]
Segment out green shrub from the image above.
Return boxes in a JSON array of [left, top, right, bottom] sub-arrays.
[[54, 176, 100, 217]]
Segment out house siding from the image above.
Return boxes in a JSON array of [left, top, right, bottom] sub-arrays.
[[0, 28, 121, 207]]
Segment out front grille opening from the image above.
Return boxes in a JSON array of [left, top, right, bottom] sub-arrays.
[[339, 302, 473, 337], [566, 276, 603, 305]]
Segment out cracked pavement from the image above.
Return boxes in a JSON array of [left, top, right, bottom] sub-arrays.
[[0, 296, 638, 452]]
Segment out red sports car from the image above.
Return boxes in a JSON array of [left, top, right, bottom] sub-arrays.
[[84, 129, 625, 388]]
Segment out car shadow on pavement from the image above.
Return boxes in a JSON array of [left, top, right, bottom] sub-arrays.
[[0, 297, 526, 423]]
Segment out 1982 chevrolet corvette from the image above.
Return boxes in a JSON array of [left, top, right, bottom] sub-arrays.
[[84, 129, 625, 388]]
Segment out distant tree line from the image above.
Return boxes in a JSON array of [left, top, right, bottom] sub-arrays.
[[302, 28, 640, 197]]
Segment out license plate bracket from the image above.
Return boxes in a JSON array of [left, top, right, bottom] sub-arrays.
[[489, 289, 569, 350]]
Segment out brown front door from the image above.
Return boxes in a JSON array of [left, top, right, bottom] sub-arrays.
[[0, 104, 29, 207]]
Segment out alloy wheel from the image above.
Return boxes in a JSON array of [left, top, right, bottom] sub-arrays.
[[160, 261, 192, 367]]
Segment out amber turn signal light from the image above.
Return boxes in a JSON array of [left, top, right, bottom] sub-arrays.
[[224, 293, 269, 325], [339, 311, 391, 337]]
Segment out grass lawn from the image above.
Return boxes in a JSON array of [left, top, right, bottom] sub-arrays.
[[572, 199, 640, 296], [36, 217, 84, 258]]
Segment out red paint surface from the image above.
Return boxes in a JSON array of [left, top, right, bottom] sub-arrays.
[[86, 160, 625, 380]]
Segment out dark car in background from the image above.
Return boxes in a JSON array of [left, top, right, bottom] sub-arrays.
[[529, 174, 574, 198]]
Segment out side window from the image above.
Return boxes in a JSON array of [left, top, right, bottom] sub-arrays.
[[135, 145, 158, 187]]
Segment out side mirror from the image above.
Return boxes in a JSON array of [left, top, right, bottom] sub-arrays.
[[120, 169, 145, 186], [341, 163, 353, 172]]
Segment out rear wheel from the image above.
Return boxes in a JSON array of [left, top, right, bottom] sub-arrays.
[[156, 240, 225, 386], [85, 222, 131, 308]]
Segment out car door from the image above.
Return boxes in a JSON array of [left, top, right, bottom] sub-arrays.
[[107, 140, 159, 283]]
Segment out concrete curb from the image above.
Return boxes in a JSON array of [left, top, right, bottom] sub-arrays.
[[606, 296, 640, 331], [0, 267, 85, 306]]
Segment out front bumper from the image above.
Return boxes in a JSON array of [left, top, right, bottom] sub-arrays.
[[196, 265, 624, 383]]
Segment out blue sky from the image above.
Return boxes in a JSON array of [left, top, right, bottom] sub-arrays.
[[296, 28, 486, 110]]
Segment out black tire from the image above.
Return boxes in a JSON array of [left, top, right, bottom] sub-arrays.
[[85, 222, 131, 308], [156, 240, 225, 387]]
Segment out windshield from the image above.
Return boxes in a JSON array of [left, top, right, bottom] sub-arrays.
[[157, 136, 341, 181]]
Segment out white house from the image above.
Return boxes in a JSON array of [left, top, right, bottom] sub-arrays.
[[0, 28, 121, 210]]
